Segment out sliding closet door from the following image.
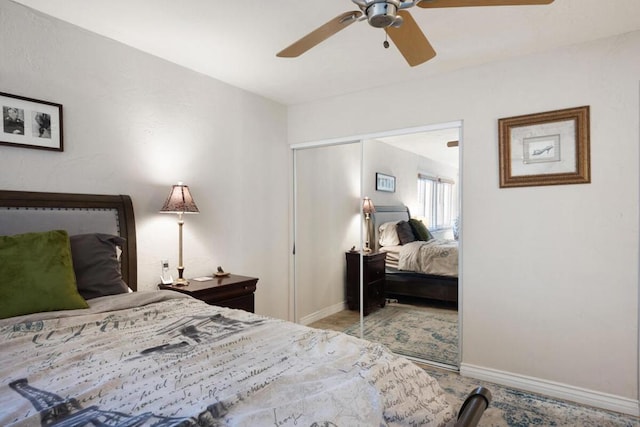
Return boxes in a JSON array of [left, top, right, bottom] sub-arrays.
[[361, 128, 461, 368], [292, 124, 461, 369], [293, 142, 362, 324]]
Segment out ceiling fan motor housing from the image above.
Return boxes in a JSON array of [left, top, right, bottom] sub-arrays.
[[367, 2, 398, 28]]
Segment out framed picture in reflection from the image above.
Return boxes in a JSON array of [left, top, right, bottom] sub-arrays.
[[376, 173, 395, 192]]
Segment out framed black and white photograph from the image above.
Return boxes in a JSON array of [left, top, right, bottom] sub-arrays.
[[498, 106, 590, 188], [376, 172, 396, 192], [1, 92, 63, 152]]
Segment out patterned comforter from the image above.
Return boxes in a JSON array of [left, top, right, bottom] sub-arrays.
[[0, 291, 455, 426], [398, 239, 459, 277]]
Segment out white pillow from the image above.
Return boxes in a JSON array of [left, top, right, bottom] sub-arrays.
[[378, 221, 400, 247]]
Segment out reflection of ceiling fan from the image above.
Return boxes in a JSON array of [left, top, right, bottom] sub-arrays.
[[277, 0, 554, 67]]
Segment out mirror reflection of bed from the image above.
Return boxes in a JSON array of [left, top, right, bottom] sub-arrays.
[[371, 204, 459, 366], [374, 205, 458, 306], [311, 204, 459, 367]]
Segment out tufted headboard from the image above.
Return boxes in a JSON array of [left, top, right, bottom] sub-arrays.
[[0, 190, 137, 290]]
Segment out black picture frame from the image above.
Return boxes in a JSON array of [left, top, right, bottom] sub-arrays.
[[0, 92, 63, 152]]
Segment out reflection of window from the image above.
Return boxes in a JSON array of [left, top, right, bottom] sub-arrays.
[[417, 174, 454, 230]]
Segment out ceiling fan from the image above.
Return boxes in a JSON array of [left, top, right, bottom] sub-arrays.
[[277, 0, 554, 67]]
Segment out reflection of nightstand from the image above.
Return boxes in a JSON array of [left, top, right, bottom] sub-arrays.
[[159, 274, 258, 313], [345, 251, 386, 316]]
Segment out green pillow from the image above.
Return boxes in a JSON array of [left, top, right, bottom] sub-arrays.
[[409, 218, 433, 241], [0, 230, 89, 319]]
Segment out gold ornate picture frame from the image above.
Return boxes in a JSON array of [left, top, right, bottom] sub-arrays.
[[498, 106, 590, 188]]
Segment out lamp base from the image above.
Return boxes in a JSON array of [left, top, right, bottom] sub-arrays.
[[173, 266, 188, 286], [173, 277, 189, 286]]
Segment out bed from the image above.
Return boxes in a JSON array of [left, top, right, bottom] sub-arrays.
[[0, 190, 487, 426], [372, 205, 458, 305]]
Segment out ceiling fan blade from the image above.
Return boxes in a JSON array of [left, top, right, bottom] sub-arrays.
[[418, 0, 553, 7], [385, 10, 436, 67], [277, 11, 363, 58]]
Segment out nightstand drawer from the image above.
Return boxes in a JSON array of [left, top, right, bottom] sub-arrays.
[[216, 294, 255, 313], [199, 281, 256, 303], [366, 259, 385, 282], [159, 274, 258, 313]]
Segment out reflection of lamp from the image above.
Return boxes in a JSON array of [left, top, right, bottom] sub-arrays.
[[362, 197, 376, 253], [160, 182, 199, 286]]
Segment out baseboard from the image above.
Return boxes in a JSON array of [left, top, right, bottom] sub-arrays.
[[299, 301, 346, 326], [460, 363, 639, 417]]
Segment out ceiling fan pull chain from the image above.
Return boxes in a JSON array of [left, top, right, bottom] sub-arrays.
[[383, 33, 390, 49]]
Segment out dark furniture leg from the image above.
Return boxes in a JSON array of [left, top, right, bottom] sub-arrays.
[[455, 386, 492, 427]]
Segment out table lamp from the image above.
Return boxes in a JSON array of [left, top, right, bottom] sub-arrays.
[[160, 182, 199, 286], [362, 197, 376, 252]]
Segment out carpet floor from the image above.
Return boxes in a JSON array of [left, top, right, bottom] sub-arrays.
[[343, 302, 458, 365], [314, 304, 637, 425], [422, 365, 639, 427]]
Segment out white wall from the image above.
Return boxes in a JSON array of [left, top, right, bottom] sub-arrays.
[[289, 31, 640, 410], [0, 2, 290, 319]]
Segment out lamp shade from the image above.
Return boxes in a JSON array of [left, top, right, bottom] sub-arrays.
[[160, 183, 199, 214], [362, 197, 376, 214]]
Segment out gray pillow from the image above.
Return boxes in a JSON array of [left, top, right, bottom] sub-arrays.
[[396, 220, 416, 245], [70, 233, 128, 299]]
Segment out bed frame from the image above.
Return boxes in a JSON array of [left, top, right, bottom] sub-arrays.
[[372, 205, 458, 306], [0, 189, 137, 290]]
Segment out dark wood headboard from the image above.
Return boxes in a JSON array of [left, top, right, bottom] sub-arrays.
[[0, 190, 137, 291]]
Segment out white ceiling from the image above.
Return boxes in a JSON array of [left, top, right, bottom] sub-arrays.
[[8, 0, 640, 167], [11, 0, 640, 107]]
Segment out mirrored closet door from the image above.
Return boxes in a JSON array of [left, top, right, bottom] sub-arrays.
[[293, 124, 461, 369], [360, 128, 461, 367], [293, 141, 363, 327]]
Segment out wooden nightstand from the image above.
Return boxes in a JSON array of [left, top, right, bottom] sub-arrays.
[[345, 251, 386, 316], [159, 274, 258, 313]]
